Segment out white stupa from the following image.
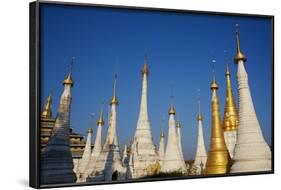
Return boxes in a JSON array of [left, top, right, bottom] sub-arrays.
[[76, 127, 93, 182], [129, 54, 157, 178], [160, 98, 187, 174], [81, 107, 104, 182], [193, 98, 207, 174], [87, 74, 126, 182], [176, 121, 185, 163], [231, 25, 272, 173], [40, 60, 77, 184]]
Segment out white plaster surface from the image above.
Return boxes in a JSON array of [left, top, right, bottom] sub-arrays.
[[231, 60, 271, 173], [193, 119, 207, 174], [160, 114, 186, 173]]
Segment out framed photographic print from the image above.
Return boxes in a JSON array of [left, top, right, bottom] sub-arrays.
[[29, 1, 274, 188]]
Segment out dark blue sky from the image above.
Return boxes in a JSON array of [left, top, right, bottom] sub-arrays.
[[40, 4, 273, 160]]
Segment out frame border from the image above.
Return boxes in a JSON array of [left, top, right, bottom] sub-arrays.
[[29, 1, 274, 189]]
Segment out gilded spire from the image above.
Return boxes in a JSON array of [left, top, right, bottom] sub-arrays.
[[142, 53, 149, 76], [205, 70, 231, 175], [234, 24, 246, 64], [97, 102, 105, 126], [197, 89, 203, 121], [223, 59, 238, 131], [168, 95, 176, 115], [41, 94, 52, 119], [88, 127, 93, 134], [110, 74, 119, 105], [226, 59, 230, 76], [210, 63, 218, 91], [63, 57, 74, 86]]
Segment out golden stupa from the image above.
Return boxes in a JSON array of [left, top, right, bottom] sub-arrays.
[[222, 62, 238, 131], [41, 94, 52, 119], [205, 68, 231, 175]]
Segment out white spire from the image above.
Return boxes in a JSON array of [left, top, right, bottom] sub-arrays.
[[129, 54, 157, 178], [82, 111, 103, 181], [76, 128, 93, 182], [158, 128, 165, 166], [40, 60, 76, 184], [231, 26, 271, 173], [194, 91, 207, 174], [87, 74, 126, 182], [160, 100, 186, 174], [176, 121, 185, 163]]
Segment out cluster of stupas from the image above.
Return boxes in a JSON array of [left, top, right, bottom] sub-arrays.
[[40, 25, 271, 185]]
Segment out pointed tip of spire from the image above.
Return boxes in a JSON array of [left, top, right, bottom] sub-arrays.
[[63, 58, 74, 86], [210, 62, 219, 91], [97, 102, 104, 126], [234, 24, 247, 64], [197, 92, 203, 121], [41, 94, 53, 119], [169, 96, 176, 115], [160, 129, 165, 138], [88, 127, 93, 134], [142, 53, 149, 76], [197, 113, 203, 121], [176, 121, 181, 128], [226, 58, 231, 76], [47, 94, 52, 102], [110, 73, 119, 105]]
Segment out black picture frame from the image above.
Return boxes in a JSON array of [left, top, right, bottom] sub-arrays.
[[29, 1, 274, 188]]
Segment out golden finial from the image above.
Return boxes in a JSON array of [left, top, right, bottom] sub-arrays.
[[234, 24, 246, 64], [63, 57, 74, 86], [169, 105, 176, 115], [210, 61, 219, 91], [142, 53, 149, 76], [41, 94, 52, 118], [226, 58, 230, 76], [176, 121, 181, 128], [168, 93, 176, 115], [197, 89, 203, 121], [88, 127, 93, 134], [97, 102, 105, 126], [110, 73, 119, 105]]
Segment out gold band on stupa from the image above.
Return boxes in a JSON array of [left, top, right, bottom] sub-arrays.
[[205, 68, 231, 175]]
